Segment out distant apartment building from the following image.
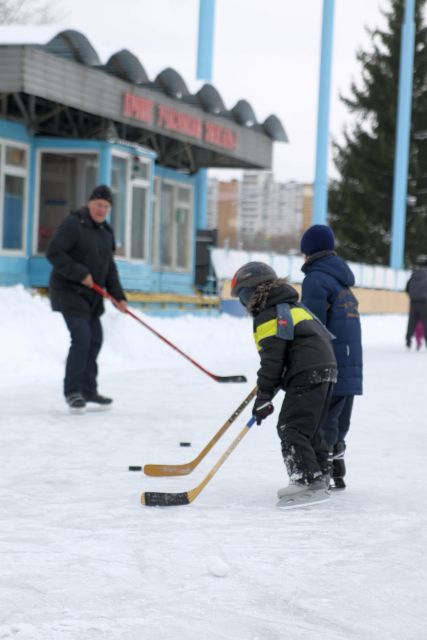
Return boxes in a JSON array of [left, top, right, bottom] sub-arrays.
[[218, 180, 240, 248], [207, 177, 240, 248], [301, 183, 314, 232], [238, 171, 269, 236], [207, 178, 219, 229], [239, 171, 310, 240], [207, 172, 312, 249]]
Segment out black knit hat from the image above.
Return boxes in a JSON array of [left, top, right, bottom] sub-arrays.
[[89, 185, 113, 204], [300, 224, 335, 255]]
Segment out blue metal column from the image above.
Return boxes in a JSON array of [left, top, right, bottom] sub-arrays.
[[196, 0, 216, 229], [312, 0, 335, 225], [390, 0, 416, 269], [99, 142, 112, 184], [197, 0, 215, 80]]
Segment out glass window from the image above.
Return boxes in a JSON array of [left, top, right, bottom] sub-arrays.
[[0, 141, 28, 254], [37, 152, 98, 254], [159, 181, 193, 271], [111, 156, 128, 257], [81, 157, 98, 202], [176, 207, 191, 268], [177, 187, 191, 203], [151, 178, 160, 267], [132, 157, 149, 180], [131, 185, 147, 259], [161, 183, 174, 268], [6, 146, 26, 167], [2, 175, 25, 250]]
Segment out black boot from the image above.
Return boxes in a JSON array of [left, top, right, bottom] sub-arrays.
[[83, 392, 113, 405], [332, 441, 346, 489]]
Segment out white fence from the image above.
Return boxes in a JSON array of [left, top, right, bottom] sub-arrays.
[[210, 247, 410, 291]]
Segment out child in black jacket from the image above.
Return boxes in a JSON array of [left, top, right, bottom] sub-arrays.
[[231, 261, 337, 502]]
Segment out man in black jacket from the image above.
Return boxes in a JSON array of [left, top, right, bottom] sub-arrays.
[[46, 185, 127, 411]]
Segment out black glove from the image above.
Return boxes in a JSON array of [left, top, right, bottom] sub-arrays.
[[252, 392, 274, 425]]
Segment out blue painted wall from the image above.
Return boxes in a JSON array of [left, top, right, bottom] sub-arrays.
[[0, 119, 199, 294]]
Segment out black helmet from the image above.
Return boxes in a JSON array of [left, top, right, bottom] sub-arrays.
[[231, 261, 277, 297]]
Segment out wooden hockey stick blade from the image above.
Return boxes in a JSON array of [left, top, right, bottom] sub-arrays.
[[141, 419, 255, 507], [143, 387, 257, 477]]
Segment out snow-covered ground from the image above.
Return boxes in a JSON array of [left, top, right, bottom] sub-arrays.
[[0, 286, 426, 640]]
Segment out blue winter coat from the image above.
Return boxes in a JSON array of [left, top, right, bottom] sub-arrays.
[[301, 251, 363, 396]]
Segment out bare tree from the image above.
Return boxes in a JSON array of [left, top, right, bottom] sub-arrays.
[[0, 0, 60, 25]]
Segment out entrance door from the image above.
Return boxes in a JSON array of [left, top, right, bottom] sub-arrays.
[[37, 152, 98, 253]]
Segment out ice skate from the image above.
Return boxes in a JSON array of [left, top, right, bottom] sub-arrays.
[[277, 476, 330, 509], [66, 393, 86, 414], [83, 393, 113, 410]]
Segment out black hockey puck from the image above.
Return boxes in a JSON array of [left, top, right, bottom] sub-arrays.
[[180, 442, 191, 447], [128, 465, 142, 471]]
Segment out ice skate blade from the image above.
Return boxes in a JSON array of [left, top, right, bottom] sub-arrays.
[[68, 406, 86, 415], [276, 490, 330, 510], [86, 404, 112, 412]]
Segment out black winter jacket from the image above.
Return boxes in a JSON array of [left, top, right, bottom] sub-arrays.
[[46, 207, 126, 318], [406, 269, 427, 302], [248, 281, 337, 397]]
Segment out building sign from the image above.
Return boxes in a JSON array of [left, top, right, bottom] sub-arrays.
[[123, 92, 239, 152], [204, 122, 238, 152], [123, 93, 154, 124], [157, 104, 202, 141]]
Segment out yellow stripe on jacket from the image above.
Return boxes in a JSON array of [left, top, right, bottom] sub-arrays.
[[253, 306, 314, 351]]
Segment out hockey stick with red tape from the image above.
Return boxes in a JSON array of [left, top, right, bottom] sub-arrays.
[[92, 283, 247, 383]]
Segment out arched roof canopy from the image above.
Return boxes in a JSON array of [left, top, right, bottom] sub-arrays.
[[104, 49, 149, 84], [196, 83, 225, 115], [154, 67, 189, 99], [231, 100, 257, 126], [0, 28, 287, 172], [263, 114, 288, 142], [44, 29, 100, 66]]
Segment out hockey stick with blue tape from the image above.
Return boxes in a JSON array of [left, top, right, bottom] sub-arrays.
[[144, 386, 257, 477], [141, 416, 257, 506]]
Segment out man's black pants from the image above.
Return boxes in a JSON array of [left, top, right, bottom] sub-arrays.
[[62, 315, 103, 397]]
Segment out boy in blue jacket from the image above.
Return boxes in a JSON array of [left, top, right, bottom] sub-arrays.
[[300, 225, 363, 489]]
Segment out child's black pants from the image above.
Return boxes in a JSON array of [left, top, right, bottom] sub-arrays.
[[277, 381, 333, 482]]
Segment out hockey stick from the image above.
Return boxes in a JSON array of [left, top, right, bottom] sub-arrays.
[[92, 283, 247, 383], [142, 416, 256, 506], [144, 386, 257, 477]]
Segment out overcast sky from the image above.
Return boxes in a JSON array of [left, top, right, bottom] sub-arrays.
[[2, 0, 390, 182]]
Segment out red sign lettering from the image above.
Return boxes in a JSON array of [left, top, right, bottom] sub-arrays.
[[123, 93, 154, 124], [122, 93, 240, 153], [204, 122, 239, 151], [157, 105, 202, 140]]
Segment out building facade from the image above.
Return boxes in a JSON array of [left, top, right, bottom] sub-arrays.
[[0, 30, 286, 297]]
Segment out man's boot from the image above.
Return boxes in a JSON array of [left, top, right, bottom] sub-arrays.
[[332, 441, 346, 489]]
